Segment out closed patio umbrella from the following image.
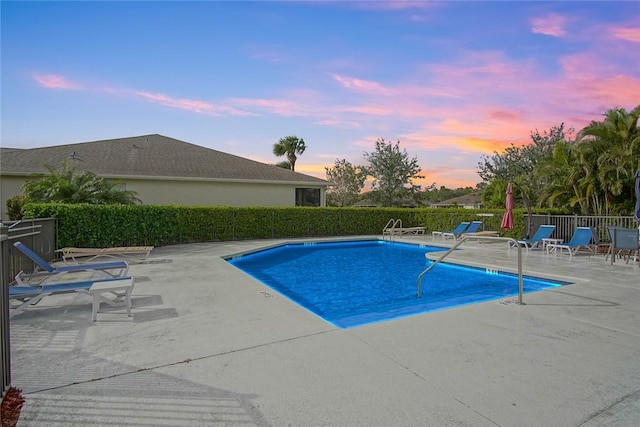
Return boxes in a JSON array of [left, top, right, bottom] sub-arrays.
[[635, 169, 640, 222], [501, 182, 514, 230]]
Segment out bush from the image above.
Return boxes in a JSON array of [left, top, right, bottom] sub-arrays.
[[22, 203, 534, 248], [6, 195, 26, 220]]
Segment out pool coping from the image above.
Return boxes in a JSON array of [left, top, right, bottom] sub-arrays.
[[224, 238, 574, 329]]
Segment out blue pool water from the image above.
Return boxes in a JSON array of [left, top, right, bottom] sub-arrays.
[[227, 240, 567, 328]]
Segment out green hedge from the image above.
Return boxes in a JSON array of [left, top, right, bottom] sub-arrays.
[[23, 203, 542, 248]]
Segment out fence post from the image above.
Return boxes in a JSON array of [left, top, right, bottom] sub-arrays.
[[1, 231, 11, 399]]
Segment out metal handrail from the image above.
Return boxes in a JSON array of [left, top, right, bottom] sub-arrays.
[[382, 219, 402, 241], [417, 235, 524, 304]]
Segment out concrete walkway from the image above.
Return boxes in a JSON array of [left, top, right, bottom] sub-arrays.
[[9, 237, 640, 426]]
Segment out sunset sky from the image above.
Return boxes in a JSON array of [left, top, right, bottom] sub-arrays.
[[2, 1, 639, 188]]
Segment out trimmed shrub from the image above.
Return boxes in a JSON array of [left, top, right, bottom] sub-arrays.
[[23, 203, 539, 248]]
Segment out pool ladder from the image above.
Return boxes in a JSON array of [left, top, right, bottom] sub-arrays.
[[417, 235, 525, 304], [383, 218, 402, 241]]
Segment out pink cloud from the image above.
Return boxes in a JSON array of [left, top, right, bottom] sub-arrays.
[[426, 51, 526, 86], [486, 110, 523, 123], [134, 90, 252, 116], [531, 13, 568, 37], [229, 97, 300, 116], [349, 1, 439, 11], [331, 73, 395, 96], [558, 53, 640, 107], [405, 130, 526, 155], [609, 26, 640, 42], [565, 74, 640, 109], [33, 73, 81, 90], [314, 119, 362, 129], [341, 105, 394, 116]]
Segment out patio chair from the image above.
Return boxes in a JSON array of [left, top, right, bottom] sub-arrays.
[[509, 225, 556, 250], [545, 227, 595, 257], [606, 227, 640, 265], [9, 276, 134, 319], [432, 221, 470, 240], [13, 241, 129, 285]]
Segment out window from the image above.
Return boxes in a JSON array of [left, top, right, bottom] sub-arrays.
[[295, 188, 320, 206]]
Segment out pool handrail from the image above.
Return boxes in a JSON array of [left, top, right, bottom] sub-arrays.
[[417, 235, 524, 304], [382, 218, 402, 241]]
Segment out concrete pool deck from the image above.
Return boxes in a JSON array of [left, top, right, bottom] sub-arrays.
[[8, 236, 640, 426]]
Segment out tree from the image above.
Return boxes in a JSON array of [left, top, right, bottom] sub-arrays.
[[325, 159, 367, 207], [363, 138, 423, 207], [478, 124, 570, 235], [576, 106, 640, 215], [423, 185, 474, 204], [22, 162, 140, 205], [535, 140, 584, 212], [272, 136, 306, 172], [477, 106, 639, 217], [480, 179, 509, 209], [274, 160, 291, 170]]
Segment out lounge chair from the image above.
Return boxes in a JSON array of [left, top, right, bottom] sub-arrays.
[[56, 246, 154, 263], [546, 227, 595, 257], [443, 221, 482, 240], [13, 241, 129, 285], [382, 219, 425, 237], [9, 276, 134, 319], [432, 221, 470, 240], [384, 227, 426, 236], [509, 225, 556, 250]]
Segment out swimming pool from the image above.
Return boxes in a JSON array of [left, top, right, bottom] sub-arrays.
[[227, 240, 568, 328]]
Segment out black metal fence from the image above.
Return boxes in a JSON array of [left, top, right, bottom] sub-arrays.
[[0, 218, 57, 399], [1, 232, 10, 398]]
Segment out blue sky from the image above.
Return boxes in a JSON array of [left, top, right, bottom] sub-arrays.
[[2, 1, 639, 188]]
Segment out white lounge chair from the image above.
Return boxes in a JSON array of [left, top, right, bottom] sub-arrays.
[[56, 246, 154, 263], [13, 241, 129, 285]]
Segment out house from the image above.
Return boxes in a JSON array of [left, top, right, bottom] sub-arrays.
[[431, 193, 484, 209], [0, 134, 330, 218]]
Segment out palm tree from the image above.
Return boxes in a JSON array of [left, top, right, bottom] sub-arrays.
[[22, 162, 140, 205], [272, 136, 306, 172], [480, 178, 509, 209], [536, 141, 583, 212], [577, 105, 640, 215]]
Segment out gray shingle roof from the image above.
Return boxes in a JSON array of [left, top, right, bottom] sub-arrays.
[[1, 134, 328, 185]]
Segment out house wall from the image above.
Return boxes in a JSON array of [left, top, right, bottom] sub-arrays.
[[0, 175, 326, 219], [125, 178, 326, 207], [0, 176, 25, 219]]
